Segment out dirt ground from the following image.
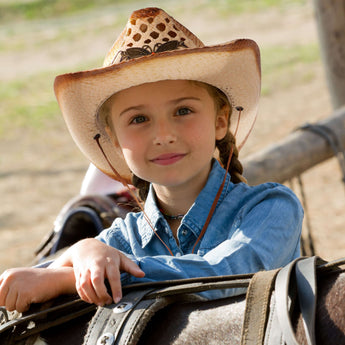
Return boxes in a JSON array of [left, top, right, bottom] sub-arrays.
[[1, 1, 344, 272]]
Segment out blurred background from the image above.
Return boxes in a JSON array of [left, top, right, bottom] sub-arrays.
[[1, 0, 344, 271]]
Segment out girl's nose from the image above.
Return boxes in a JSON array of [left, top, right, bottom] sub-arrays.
[[152, 120, 176, 145]]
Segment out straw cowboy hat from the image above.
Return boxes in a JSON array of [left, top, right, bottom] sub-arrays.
[[54, 7, 261, 184]]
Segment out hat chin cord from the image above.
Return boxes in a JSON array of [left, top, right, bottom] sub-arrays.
[[93, 106, 242, 257], [191, 106, 242, 253], [94, 133, 175, 256]]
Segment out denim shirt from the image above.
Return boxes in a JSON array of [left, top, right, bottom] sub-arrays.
[[97, 160, 303, 299]]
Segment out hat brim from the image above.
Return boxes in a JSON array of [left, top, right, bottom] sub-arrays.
[[54, 39, 261, 183]]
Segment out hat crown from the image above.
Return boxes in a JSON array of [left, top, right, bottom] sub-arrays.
[[103, 7, 204, 66]]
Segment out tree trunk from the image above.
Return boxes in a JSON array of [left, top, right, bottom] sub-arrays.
[[243, 106, 345, 185], [313, 0, 345, 109]]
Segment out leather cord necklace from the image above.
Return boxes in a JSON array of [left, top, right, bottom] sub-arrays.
[[159, 209, 185, 220]]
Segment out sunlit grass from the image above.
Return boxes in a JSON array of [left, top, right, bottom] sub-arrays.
[[0, 0, 307, 23], [0, 73, 59, 136], [0, 43, 319, 137], [0, 0, 315, 138], [261, 43, 320, 96], [207, 0, 307, 15], [0, 0, 137, 22], [1, 61, 96, 136]]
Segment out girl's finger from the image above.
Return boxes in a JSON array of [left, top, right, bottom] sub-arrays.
[[105, 264, 122, 304], [15, 293, 31, 313], [4, 288, 18, 312], [90, 269, 112, 305], [76, 270, 99, 305], [120, 255, 145, 278], [0, 282, 9, 307]]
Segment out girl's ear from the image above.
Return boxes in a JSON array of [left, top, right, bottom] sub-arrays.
[[105, 126, 120, 148], [215, 104, 230, 140]]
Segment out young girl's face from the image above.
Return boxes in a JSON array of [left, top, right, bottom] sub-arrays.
[[108, 80, 228, 191]]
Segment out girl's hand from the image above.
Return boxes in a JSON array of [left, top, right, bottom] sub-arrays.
[[0, 267, 75, 312], [53, 238, 145, 306]]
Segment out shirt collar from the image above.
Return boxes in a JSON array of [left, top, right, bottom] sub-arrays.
[[138, 160, 231, 247], [137, 184, 163, 247], [183, 159, 231, 237]]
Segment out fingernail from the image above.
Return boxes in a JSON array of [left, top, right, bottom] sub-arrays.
[[114, 295, 121, 304]]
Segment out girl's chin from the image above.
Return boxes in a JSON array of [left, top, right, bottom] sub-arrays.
[[152, 180, 184, 188], [151, 175, 188, 188]]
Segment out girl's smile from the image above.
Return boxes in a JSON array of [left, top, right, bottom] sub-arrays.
[[109, 80, 228, 196], [150, 152, 187, 166]]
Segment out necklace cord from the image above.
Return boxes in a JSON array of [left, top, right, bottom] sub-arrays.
[[159, 209, 185, 220]]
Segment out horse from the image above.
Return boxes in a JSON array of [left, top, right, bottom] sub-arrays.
[[1, 194, 344, 345], [1, 256, 344, 345]]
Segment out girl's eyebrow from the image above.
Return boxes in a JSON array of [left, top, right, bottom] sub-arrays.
[[119, 97, 201, 116], [169, 96, 201, 104], [119, 105, 144, 116]]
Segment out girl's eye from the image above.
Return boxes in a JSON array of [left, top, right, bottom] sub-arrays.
[[130, 115, 147, 124], [176, 107, 191, 116]]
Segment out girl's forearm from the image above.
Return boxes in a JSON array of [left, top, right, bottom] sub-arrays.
[[0, 266, 77, 312], [46, 266, 77, 296], [49, 245, 77, 268]]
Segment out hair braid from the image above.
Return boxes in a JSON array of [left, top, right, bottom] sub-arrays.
[[216, 131, 247, 184], [132, 174, 150, 201]]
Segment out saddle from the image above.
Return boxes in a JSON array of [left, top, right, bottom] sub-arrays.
[[0, 256, 344, 345], [83, 256, 342, 345], [33, 192, 136, 264]]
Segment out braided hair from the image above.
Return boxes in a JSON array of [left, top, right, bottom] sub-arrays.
[[216, 130, 246, 184], [132, 81, 246, 201], [204, 82, 246, 185]]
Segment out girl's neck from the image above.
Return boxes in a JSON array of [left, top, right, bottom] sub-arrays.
[[154, 186, 195, 241], [155, 187, 192, 218], [153, 168, 209, 218]]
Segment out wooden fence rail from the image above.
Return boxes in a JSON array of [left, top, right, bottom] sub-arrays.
[[243, 106, 345, 185]]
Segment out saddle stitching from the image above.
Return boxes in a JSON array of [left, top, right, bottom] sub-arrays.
[[83, 306, 104, 344]]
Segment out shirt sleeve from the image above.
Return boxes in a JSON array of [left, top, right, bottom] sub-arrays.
[[117, 185, 303, 300]]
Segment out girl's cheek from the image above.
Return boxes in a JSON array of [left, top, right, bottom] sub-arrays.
[[117, 133, 138, 151], [121, 149, 143, 177]]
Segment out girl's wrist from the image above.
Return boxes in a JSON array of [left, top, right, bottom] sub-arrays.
[[48, 240, 85, 268], [46, 266, 76, 295]]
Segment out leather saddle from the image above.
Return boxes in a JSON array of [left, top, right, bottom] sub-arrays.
[[1, 256, 344, 345], [33, 192, 136, 264]]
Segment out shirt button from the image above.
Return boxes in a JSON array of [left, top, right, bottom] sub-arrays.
[[181, 229, 188, 236]]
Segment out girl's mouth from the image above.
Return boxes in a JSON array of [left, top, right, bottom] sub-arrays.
[[151, 153, 186, 166]]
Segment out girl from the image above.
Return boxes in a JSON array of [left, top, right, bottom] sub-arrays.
[[0, 7, 303, 312]]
